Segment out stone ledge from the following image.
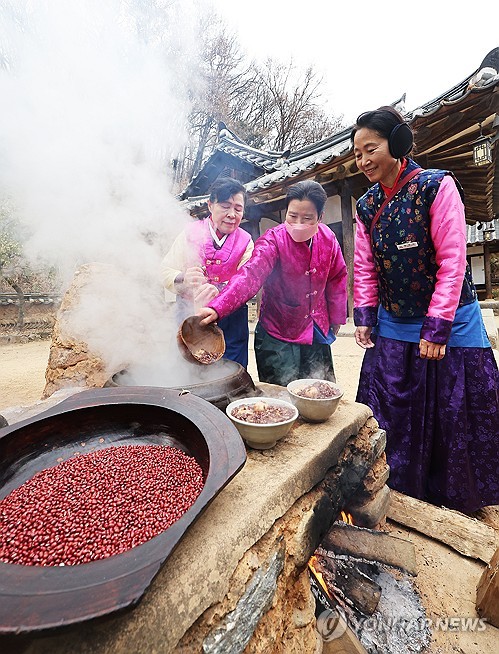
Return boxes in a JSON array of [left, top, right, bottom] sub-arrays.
[[479, 300, 499, 314]]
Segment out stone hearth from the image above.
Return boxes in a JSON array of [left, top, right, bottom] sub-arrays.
[[1, 263, 384, 652]]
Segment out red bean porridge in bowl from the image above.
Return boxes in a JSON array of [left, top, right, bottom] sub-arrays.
[[294, 381, 342, 399], [230, 400, 295, 424], [226, 398, 298, 450], [287, 379, 344, 423]]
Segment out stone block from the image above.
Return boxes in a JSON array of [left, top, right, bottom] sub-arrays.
[[370, 429, 386, 459], [356, 457, 389, 499], [349, 484, 391, 529]]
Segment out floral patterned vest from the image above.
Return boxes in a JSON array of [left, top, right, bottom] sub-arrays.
[[356, 159, 476, 318]]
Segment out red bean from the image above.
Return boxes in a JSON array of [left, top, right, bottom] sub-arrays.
[[0, 445, 204, 566]]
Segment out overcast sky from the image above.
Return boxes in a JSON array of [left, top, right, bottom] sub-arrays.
[[209, 0, 498, 124]]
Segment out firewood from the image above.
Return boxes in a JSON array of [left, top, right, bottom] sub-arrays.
[[322, 521, 417, 576], [476, 547, 499, 628], [321, 613, 368, 654], [387, 490, 498, 564], [317, 552, 381, 615]]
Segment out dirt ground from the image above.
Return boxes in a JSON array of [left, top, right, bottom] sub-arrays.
[[0, 333, 498, 653]]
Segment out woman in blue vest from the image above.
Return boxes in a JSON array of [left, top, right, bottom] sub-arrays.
[[352, 106, 498, 514]]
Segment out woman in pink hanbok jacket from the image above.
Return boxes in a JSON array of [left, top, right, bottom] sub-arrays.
[[161, 178, 253, 367], [198, 180, 347, 386], [352, 106, 498, 514]]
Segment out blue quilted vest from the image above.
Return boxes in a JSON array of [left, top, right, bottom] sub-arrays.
[[356, 158, 476, 318]]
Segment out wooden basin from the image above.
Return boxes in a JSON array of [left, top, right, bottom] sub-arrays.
[[0, 386, 246, 634]]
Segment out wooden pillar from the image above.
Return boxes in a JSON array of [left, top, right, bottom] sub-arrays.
[[483, 241, 493, 299], [245, 217, 262, 241], [340, 181, 355, 318]]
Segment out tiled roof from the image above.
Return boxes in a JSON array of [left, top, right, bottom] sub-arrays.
[[216, 128, 288, 171], [182, 194, 209, 210], [408, 65, 498, 119], [183, 50, 499, 213], [244, 71, 499, 195], [180, 127, 289, 200], [0, 294, 61, 306], [181, 126, 354, 209], [246, 138, 351, 192]]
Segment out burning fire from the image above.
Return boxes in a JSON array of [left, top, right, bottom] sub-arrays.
[[308, 512, 354, 604], [339, 511, 354, 525], [308, 555, 331, 598]]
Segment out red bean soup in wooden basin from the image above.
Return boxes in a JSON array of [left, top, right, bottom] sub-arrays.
[[0, 387, 246, 634]]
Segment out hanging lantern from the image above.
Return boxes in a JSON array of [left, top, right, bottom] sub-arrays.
[[483, 223, 495, 241], [473, 124, 493, 166]]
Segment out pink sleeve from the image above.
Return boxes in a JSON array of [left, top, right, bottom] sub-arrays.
[[427, 175, 467, 322], [209, 234, 277, 319], [325, 237, 348, 325], [353, 216, 379, 308]]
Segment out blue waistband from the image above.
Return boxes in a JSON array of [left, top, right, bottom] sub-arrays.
[[375, 301, 490, 347], [313, 322, 336, 345]]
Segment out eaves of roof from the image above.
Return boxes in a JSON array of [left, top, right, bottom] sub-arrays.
[[216, 136, 287, 171], [245, 71, 499, 193], [407, 68, 498, 119], [245, 140, 352, 193]]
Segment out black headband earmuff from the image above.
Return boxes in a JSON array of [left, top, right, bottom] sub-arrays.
[[388, 122, 413, 159]]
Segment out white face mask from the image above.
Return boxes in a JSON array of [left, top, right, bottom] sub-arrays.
[[285, 221, 319, 242]]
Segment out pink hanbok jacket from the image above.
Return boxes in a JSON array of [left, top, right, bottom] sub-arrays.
[[186, 218, 252, 287], [209, 223, 347, 345]]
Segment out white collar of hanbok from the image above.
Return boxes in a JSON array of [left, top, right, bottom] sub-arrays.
[[208, 219, 229, 248]]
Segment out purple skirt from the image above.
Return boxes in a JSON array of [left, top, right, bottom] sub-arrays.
[[356, 336, 499, 514]]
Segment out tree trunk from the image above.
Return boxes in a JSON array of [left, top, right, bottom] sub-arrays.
[[191, 116, 214, 180], [4, 277, 25, 328]]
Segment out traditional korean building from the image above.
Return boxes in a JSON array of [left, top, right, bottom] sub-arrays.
[[181, 48, 499, 309], [467, 217, 499, 298]]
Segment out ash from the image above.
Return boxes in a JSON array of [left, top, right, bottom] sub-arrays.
[[341, 560, 431, 653]]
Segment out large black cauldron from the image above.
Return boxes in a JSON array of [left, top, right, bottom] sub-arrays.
[[109, 359, 259, 410]]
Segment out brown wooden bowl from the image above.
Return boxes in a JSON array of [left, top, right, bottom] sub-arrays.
[[0, 386, 246, 634], [177, 315, 225, 366]]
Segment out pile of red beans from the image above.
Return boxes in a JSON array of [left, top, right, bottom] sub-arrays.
[[0, 444, 204, 566]]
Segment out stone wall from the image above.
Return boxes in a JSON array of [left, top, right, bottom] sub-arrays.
[[0, 296, 59, 342], [177, 488, 328, 654], [42, 263, 126, 398]]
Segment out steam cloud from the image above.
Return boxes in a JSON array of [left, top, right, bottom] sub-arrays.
[[0, 0, 208, 380]]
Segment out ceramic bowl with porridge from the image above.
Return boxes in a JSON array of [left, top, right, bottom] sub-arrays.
[[286, 379, 343, 423], [225, 397, 298, 449]]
